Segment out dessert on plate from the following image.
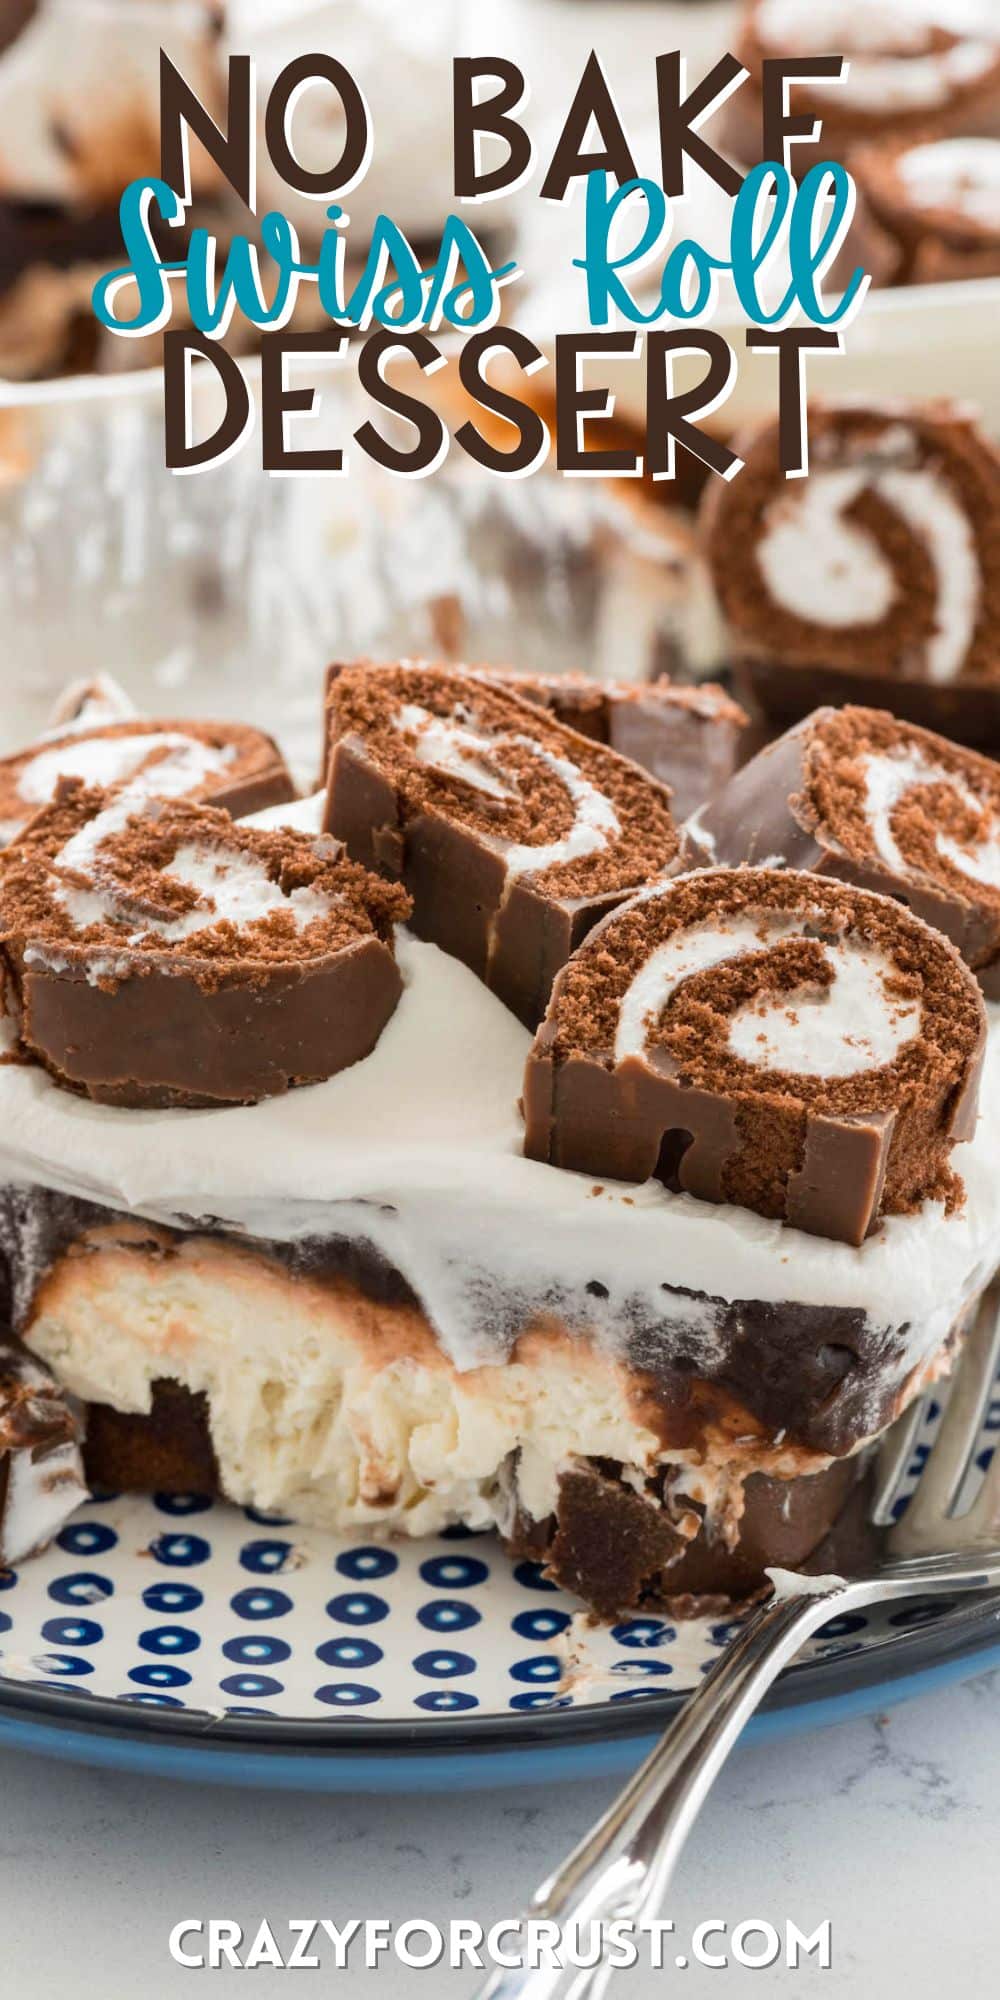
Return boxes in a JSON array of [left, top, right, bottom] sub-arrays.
[[700, 399, 1000, 749], [0, 664, 997, 1619]]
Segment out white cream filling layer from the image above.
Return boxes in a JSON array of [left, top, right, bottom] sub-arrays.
[[613, 908, 921, 1078], [393, 703, 622, 877], [16, 731, 234, 812], [898, 136, 1000, 228], [862, 747, 1000, 890], [46, 770, 336, 946], [757, 458, 980, 684]]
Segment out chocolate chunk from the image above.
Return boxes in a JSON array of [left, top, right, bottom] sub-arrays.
[[687, 705, 1000, 998], [700, 400, 1000, 750], [0, 782, 410, 1107], [0, 1345, 86, 1566], [524, 866, 986, 1246], [324, 662, 680, 1028], [508, 1455, 864, 1618]]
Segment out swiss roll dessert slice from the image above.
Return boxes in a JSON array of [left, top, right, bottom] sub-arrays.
[[0, 782, 410, 1107], [687, 706, 1000, 997], [324, 662, 680, 1028], [524, 866, 986, 1246], [700, 400, 1000, 749]]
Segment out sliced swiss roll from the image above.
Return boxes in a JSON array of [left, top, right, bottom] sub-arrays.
[[0, 1345, 87, 1566], [0, 782, 410, 1107], [524, 867, 986, 1248], [722, 0, 1000, 169], [324, 662, 747, 825], [324, 662, 680, 1028], [851, 135, 1000, 287], [0, 709, 295, 849], [701, 401, 1000, 749], [687, 707, 1000, 998]]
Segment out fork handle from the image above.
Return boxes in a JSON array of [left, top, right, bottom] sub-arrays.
[[474, 1584, 851, 2000]]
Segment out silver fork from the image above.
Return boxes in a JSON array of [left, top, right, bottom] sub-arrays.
[[473, 1288, 1000, 2000]]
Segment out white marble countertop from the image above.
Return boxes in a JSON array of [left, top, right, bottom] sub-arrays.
[[4, 1665, 999, 1996]]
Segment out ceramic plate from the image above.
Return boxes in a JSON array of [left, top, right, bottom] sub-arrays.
[[1, 1379, 999, 1790]]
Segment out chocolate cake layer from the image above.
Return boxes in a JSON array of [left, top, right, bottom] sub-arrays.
[[688, 707, 1000, 998], [0, 713, 295, 848], [508, 1455, 866, 1620], [722, 0, 1000, 170], [325, 662, 747, 824], [0, 785, 410, 1107], [0, 1343, 86, 1566], [852, 135, 1000, 287], [324, 662, 680, 1029], [525, 867, 986, 1246], [702, 401, 1000, 749]]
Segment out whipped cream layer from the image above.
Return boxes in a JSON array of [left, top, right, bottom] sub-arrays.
[[0, 937, 997, 1395], [897, 136, 1000, 229]]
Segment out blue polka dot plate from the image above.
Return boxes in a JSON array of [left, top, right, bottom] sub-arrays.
[[2, 1451, 1000, 1791]]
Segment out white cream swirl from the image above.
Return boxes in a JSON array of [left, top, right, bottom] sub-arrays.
[[614, 903, 921, 1079], [862, 747, 1000, 891], [394, 701, 622, 878], [757, 443, 979, 684]]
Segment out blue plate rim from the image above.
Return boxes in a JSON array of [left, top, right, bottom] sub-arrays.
[[1, 1635, 999, 1791], [1, 1586, 998, 1771]]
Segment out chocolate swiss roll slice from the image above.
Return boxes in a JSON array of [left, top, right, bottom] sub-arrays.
[[325, 662, 748, 823], [524, 867, 986, 1247], [324, 662, 680, 1028], [0, 1345, 86, 1565], [0, 782, 410, 1107], [0, 710, 296, 849], [851, 135, 1000, 287], [688, 706, 1000, 998], [722, 0, 1000, 170], [701, 401, 1000, 749]]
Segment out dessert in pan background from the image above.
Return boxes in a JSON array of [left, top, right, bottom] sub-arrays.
[[687, 706, 1000, 997], [700, 399, 1000, 750], [722, 0, 1000, 171], [0, 671, 998, 1615], [324, 662, 680, 1030], [324, 661, 748, 825], [850, 134, 1000, 286], [0, 0, 469, 380]]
